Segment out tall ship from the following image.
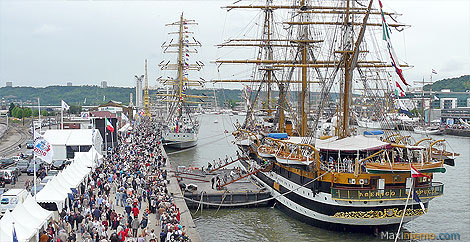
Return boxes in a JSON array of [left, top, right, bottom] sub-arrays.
[[158, 13, 205, 149], [215, 0, 457, 232]]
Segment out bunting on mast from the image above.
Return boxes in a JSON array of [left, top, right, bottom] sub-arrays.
[[379, 0, 409, 87]]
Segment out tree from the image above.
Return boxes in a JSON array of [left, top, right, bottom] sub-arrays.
[[12, 107, 23, 119], [33, 109, 39, 117], [23, 108, 32, 118], [69, 105, 82, 114], [41, 110, 49, 117], [8, 103, 16, 116]]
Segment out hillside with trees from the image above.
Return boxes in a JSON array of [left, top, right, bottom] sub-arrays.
[[424, 75, 470, 92]]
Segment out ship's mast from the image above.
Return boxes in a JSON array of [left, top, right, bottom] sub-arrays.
[[157, 13, 205, 123], [216, 0, 406, 138]]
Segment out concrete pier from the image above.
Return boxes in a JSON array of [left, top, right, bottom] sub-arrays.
[[161, 145, 202, 242]]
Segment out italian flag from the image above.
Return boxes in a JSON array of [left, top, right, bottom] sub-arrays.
[[105, 117, 114, 132], [411, 165, 431, 179]]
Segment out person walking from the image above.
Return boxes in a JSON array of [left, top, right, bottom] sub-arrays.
[[131, 216, 140, 238]]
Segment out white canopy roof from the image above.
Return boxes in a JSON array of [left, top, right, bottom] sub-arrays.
[[0, 210, 35, 242], [315, 135, 391, 152], [43, 129, 99, 146], [11, 201, 42, 231], [22, 195, 53, 227], [43, 129, 71, 145], [118, 123, 131, 132]]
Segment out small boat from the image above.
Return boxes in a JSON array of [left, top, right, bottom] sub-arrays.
[[214, 119, 219, 124], [414, 126, 444, 135]]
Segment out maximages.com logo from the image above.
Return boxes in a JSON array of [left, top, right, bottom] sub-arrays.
[[380, 231, 460, 240]]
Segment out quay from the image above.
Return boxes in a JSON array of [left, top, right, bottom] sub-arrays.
[[160, 145, 202, 242]]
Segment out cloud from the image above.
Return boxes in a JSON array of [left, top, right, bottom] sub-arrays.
[[32, 24, 62, 35]]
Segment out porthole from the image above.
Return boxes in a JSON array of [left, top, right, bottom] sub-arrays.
[[324, 197, 327, 200], [364, 201, 368, 204]]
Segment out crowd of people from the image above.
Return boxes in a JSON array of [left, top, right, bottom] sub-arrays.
[[37, 120, 191, 242]]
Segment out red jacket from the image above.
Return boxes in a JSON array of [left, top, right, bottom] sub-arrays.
[[132, 207, 139, 217], [118, 228, 129, 242]]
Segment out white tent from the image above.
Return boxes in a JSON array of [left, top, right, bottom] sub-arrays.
[[35, 179, 68, 211], [0, 210, 35, 242], [11, 202, 41, 239], [22, 195, 53, 229]]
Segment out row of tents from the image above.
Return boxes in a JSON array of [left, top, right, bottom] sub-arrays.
[[0, 148, 102, 242]]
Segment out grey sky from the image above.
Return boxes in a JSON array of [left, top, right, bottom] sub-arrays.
[[0, 0, 469, 89]]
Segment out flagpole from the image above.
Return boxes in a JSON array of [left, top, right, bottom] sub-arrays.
[[394, 178, 413, 242], [61, 101, 64, 130], [33, 128, 37, 199], [105, 119, 108, 155], [38, 98, 41, 133]]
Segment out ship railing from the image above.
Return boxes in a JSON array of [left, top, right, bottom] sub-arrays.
[[331, 182, 444, 201]]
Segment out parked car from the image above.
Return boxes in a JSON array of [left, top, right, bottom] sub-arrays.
[[40, 176, 55, 186], [16, 160, 29, 173], [0, 158, 15, 168], [0, 170, 16, 184], [11, 156, 22, 162], [47, 169, 60, 177], [51, 160, 67, 170], [30, 185, 44, 196], [0, 189, 28, 216], [26, 140, 34, 149], [6, 166, 20, 178], [26, 162, 43, 176]]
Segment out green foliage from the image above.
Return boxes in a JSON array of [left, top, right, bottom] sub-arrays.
[[41, 110, 49, 116], [69, 105, 82, 114], [33, 109, 39, 117], [12, 106, 23, 119], [424, 75, 470, 92], [23, 108, 32, 118], [8, 103, 15, 116]]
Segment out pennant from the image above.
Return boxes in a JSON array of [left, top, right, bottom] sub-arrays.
[[13, 225, 18, 242], [413, 189, 426, 213], [432, 69, 438, 74], [411, 165, 431, 179], [379, 0, 409, 86]]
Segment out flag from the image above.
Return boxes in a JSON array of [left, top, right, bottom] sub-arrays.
[[379, 0, 409, 86], [122, 114, 129, 123], [105, 117, 114, 132], [413, 189, 426, 213], [61, 100, 70, 110], [411, 165, 431, 178], [432, 69, 437, 74], [34, 135, 54, 164], [12, 225, 18, 242]]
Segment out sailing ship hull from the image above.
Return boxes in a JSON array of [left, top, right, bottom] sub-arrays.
[[239, 157, 427, 232], [162, 132, 198, 149]]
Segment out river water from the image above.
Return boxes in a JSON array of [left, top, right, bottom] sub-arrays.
[[166, 114, 470, 242]]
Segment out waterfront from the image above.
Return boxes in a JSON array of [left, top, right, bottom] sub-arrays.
[[167, 114, 470, 242]]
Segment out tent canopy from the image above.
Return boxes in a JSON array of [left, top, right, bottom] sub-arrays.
[[316, 135, 391, 152]]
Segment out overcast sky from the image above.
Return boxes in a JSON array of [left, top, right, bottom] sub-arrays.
[[0, 0, 469, 89]]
